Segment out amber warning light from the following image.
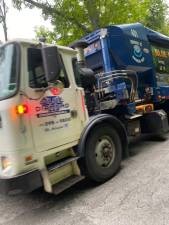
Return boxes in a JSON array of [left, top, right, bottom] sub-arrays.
[[16, 104, 28, 115]]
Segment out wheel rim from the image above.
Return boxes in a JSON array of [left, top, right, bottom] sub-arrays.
[[95, 135, 115, 168]]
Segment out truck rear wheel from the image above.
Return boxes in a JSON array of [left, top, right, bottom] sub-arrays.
[[84, 124, 122, 183]]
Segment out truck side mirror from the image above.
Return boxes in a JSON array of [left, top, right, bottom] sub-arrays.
[[42, 46, 62, 83]]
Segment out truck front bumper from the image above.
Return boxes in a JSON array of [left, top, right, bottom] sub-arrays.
[[0, 170, 42, 195]]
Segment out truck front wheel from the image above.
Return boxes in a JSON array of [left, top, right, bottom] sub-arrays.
[[84, 124, 122, 183]]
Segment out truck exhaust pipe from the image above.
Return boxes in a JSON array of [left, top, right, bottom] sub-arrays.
[[70, 40, 88, 65]]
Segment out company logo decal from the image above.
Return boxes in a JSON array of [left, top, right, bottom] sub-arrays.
[[35, 96, 70, 118], [131, 29, 139, 38], [130, 29, 145, 64], [130, 40, 145, 64]]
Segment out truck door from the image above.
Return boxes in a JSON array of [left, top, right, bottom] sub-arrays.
[[26, 47, 84, 152]]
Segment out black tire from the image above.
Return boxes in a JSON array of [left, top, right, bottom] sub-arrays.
[[84, 123, 122, 183]]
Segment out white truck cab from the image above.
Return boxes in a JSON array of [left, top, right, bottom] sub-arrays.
[[0, 39, 128, 195]]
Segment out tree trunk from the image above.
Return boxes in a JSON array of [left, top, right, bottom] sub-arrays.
[[0, 0, 8, 41], [3, 18, 7, 41], [2, 0, 7, 41], [84, 0, 100, 30]]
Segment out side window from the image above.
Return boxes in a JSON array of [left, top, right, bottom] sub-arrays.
[[28, 48, 69, 88], [28, 48, 48, 88], [57, 56, 69, 88], [72, 58, 82, 87]]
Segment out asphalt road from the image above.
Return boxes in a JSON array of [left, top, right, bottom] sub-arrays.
[[1, 135, 169, 225]]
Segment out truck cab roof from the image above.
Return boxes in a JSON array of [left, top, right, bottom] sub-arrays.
[[2, 39, 76, 55]]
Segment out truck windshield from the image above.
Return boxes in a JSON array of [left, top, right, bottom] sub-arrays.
[[0, 43, 18, 100]]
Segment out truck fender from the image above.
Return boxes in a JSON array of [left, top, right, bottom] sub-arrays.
[[78, 114, 129, 158]]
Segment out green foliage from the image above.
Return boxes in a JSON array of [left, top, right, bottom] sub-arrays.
[[34, 26, 56, 44], [13, 0, 169, 45], [144, 0, 168, 33]]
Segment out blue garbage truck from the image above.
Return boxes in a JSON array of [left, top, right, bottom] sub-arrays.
[[73, 23, 169, 138]]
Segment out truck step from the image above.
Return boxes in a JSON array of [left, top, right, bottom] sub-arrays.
[[125, 114, 142, 120], [47, 156, 80, 172], [52, 175, 85, 195]]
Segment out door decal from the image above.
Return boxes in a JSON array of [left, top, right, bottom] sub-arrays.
[[35, 96, 70, 118]]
